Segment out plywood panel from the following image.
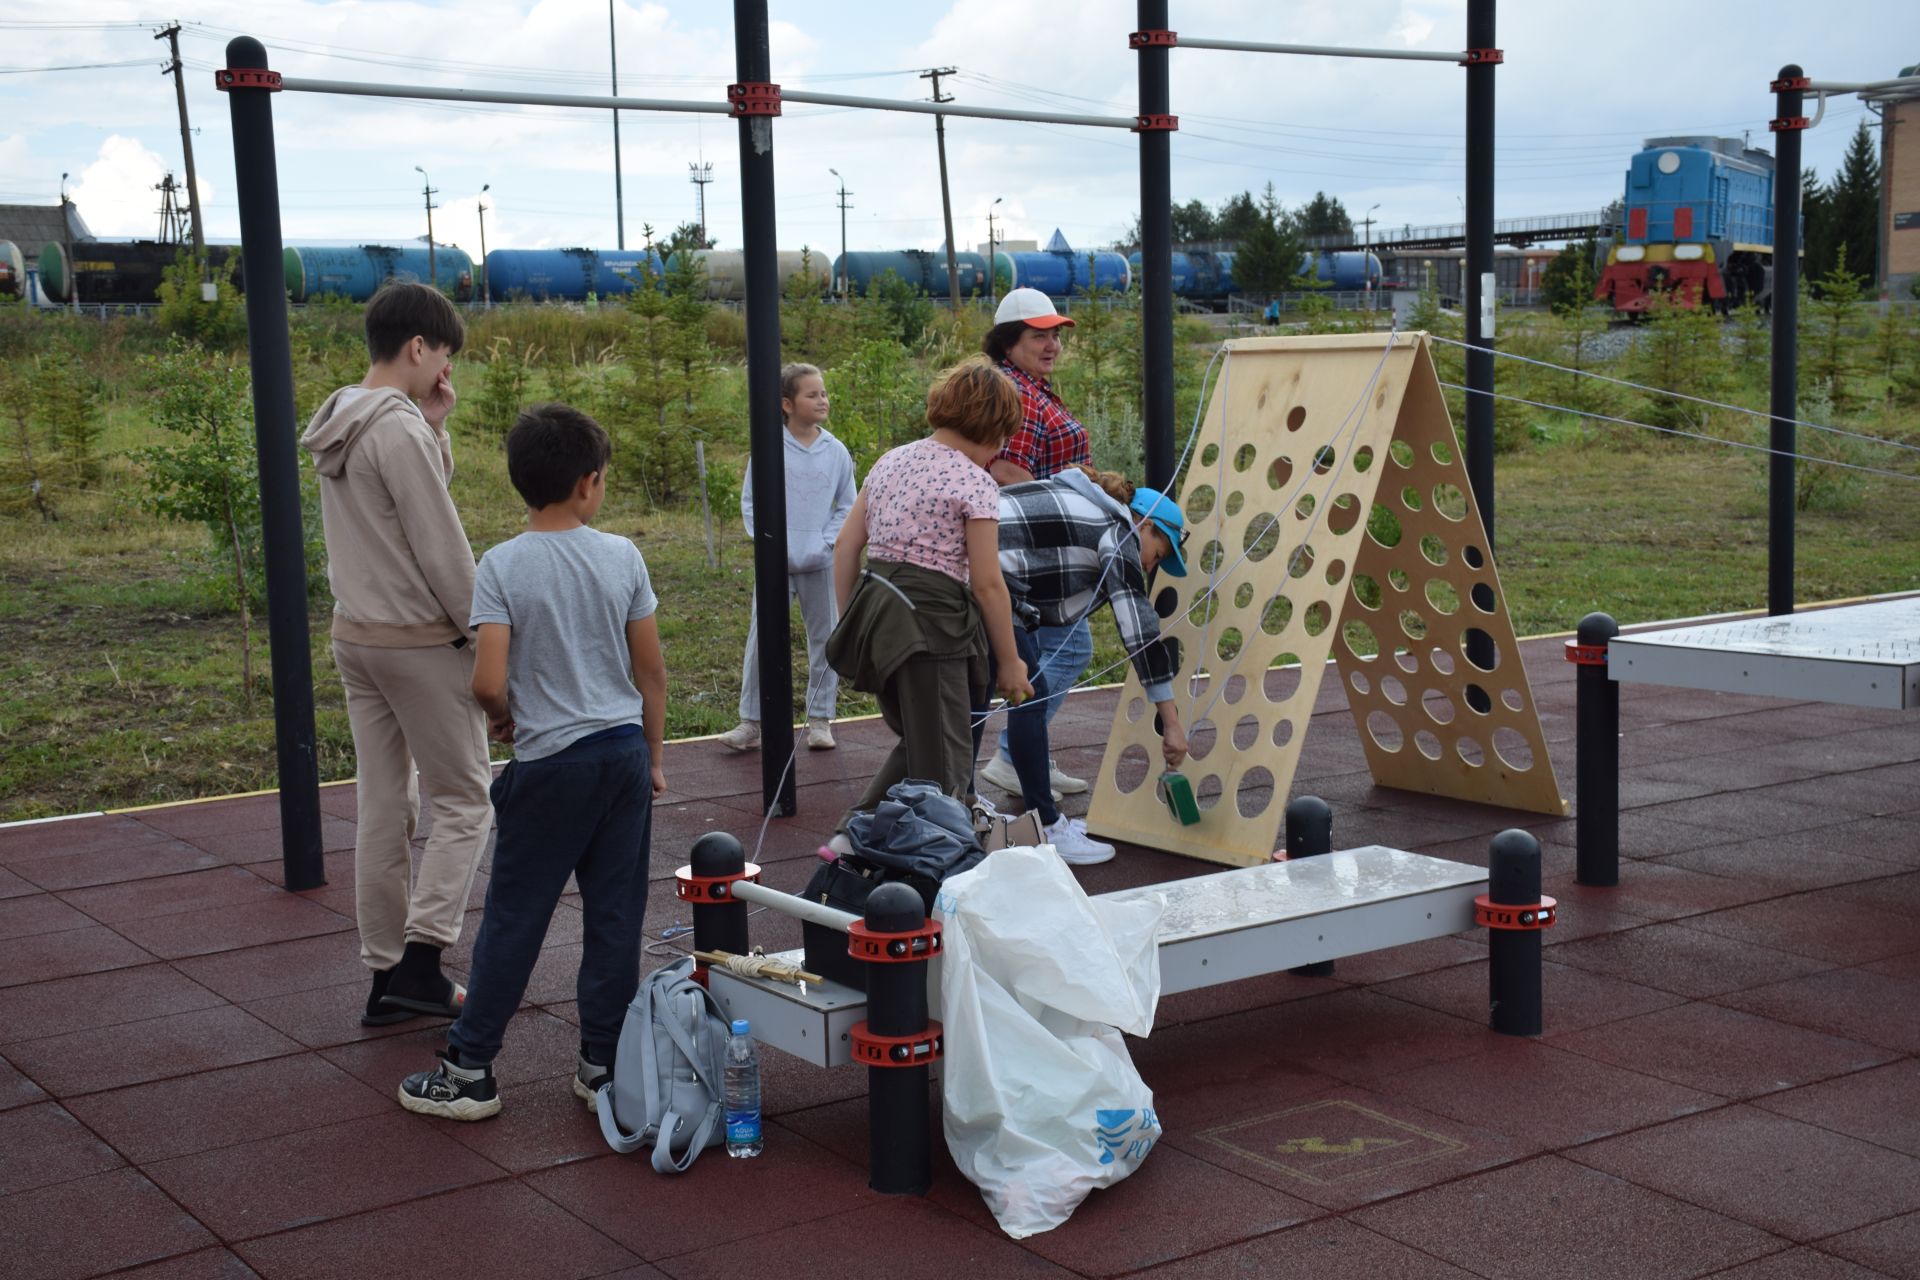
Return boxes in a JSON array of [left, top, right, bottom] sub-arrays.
[[1085, 333, 1564, 867]]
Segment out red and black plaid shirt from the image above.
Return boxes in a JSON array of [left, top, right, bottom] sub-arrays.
[[994, 361, 1090, 480]]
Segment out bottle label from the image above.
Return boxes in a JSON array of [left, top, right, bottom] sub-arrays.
[[726, 1111, 761, 1144]]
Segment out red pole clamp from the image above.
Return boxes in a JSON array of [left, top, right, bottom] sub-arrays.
[[849, 1021, 943, 1068], [847, 918, 941, 963], [1129, 29, 1178, 48], [1133, 114, 1179, 133], [728, 82, 781, 117], [1770, 75, 1810, 92], [214, 69, 283, 91], [1770, 117, 1809, 132], [1475, 894, 1557, 930], [673, 861, 761, 903], [1460, 48, 1504, 65], [1564, 641, 1608, 666]]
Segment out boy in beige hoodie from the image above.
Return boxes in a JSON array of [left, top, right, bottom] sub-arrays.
[[302, 282, 492, 1027]]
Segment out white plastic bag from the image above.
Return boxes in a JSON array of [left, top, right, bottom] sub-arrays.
[[935, 844, 1166, 1239]]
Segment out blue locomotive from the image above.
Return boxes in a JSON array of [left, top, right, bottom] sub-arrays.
[[1595, 136, 1776, 313]]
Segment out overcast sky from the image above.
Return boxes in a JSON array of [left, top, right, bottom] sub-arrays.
[[0, 1, 1897, 260]]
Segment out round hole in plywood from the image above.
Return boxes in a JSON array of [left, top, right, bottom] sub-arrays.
[[1414, 729, 1443, 760], [1286, 405, 1307, 432], [1368, 504, 1402, 549], [1217, 628, 1244, 662], [1288, 543, 1316, 578], [1196, 773, 1225, 811], [1389, 439, 1415, 468], [1232, 715, 1261, 750], [1237, 766, 1275, 818], [1188, 719, 1217, 760], [1400, 609, 1430, 641], [1223, 674, 1248, 705], [1430, 646, 1456, 676], [1199, 443, 1219, 468], [1324, 558, 1348, 589], [1186, 590, 1218, 628], [1463, 544, 1486, 569], [1224, 490, 1245, 517], [1312, 445, 1337, 475], [1294, 493, 1316, 521], [1401, 485, 1424, 512], [1343, 617, 1378, 660], [1367, 710, 1404, 752], [1501, 687, 1525, 712], [1199, 539, 1226, 575], [1233, 443, 1257, 473], [1394, 647, 1418, 674], [1352, 573, 1382, 609], [1387, 567, 1410, 592], [1271, 718, 1295, 748], [1115, 743, 1151, 793], [1267, 455, 1294, 490], [1261, 595, 1294, 636], [1154, 586, 1179, 619], [1234, 581, 1255, 609], [1327, 493, 1361, 535], [1420, 534, 1449, 567], [1425, 579, 1461, 615], [1431, 439, 1455, 465], [1456, 736, 1485, 767], [1303, 601, 1331, 637], [1472, 582, 1497, 613], [1126, 697, 1146, 723], [1492, 727, 1535, 771], [1187, 484, 1216, 520], [1266, 655, 1302, 704], [1350, 669, 1372, 697], [1464, 683, 1492, 714], [1380, 674, 1408, 705], [1244, 520, 1279, 563], [1432, 483, 1468, 521], [1353, 445, 1375, 472], [1462, 628, 1500, 672], [1422, 688, 1456, 724]]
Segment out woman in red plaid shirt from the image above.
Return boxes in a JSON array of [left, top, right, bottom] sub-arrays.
[[979, 287, 1097, 801]]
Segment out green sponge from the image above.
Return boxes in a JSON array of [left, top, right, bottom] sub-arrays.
[[1162, 770, 1201, 826]]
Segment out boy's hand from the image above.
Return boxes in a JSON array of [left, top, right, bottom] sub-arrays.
[[420, 366, 457, 429], [996, 658, 1034, 705], [650, 764, 669, 798], [486, 712, 515, 743]]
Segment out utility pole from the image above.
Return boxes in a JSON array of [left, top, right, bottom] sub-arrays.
[[414, 165, 438, 287], [1361, 202, 1380, 311], [155, 23, 205, 260], [921, 66, 962, 307], [609, 0, 625, 249], [829, 167, 851, 296], [477, 182, 491, 306], [156, 173, 189, 244], [60, 172, 77, 312], [689, 159, 714, 248], [986, 197, 1002, 309]]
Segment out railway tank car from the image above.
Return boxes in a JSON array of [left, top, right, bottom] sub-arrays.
[[1595, 136, 1775, 313], [284, 245, 472, 303], [482, 247, 663, 302], [37, 241, 238, 305], [1126, 248, 1379, 300], [0, 241, 25, 298], [680, 249, 832, 300]]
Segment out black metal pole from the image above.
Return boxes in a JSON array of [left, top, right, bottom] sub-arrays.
[[688, 832, 751, 960], [1136, 1, 1175, 491], [735, 0, 796, 815], [1487, 829, 1543, 1036], [1768, 66, 1805, 617], [862, 883, 933, 1195], [221, 39, 324, 893], [1463, 0, 1497, 693], [1283, 795, 1336, 977], [1572, 612, 1619, 887]]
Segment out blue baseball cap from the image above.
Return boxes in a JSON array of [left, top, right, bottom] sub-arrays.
[[1129, 487, 1189, 577]]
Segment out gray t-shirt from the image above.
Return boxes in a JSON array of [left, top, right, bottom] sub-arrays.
[[470, 525, 657, 761]]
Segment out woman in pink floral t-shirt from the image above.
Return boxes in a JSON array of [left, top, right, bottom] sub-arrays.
[[827, 358, 1033, 814]]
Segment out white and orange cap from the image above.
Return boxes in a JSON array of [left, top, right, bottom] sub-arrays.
[[993, 286, 1075, 329]]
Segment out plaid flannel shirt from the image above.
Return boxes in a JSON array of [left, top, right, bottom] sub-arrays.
[[996, 478, 1177, 703], [993, 361, 1090, 480]]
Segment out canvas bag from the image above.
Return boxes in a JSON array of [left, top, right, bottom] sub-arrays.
[[596, 956, 730, 1173]]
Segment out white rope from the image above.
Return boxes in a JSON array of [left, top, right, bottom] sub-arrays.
[[1425, 334, 1920, 458]]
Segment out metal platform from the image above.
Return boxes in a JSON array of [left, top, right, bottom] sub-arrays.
[[1607, 597, 1920, 710], [707, 845, 1488, 1067]]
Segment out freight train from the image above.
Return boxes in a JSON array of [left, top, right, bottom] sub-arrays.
[[1594, 136, 1776, 314], [1126, 248, 1382, 298], [27, 240, 474, 306]]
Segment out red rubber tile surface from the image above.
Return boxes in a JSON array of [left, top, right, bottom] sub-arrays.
[[1715, 965, 1920, 1054], [0, 963, 223, 1046], [1545, 921, 1835, 998], [1701, 1249, 1898, 1280], [1568, 1105, 1920, 1242], [426, 1075, 611, 1175], [0, 1101, 125, 1194], [0, 864, 45, 898], [57, 865, 285, 924], [320, 1008, 580, 1093], [0, 924, 155, 989], [171, 931, 368, 1003], [0, 892, 95, 940], [5, 839, 228, 891], [1375, 956, 1685, 1035], [108, 1249, 263, 1279], [1751, 1060, 1920, 1158], [5, 1005, 300, 1097], [1819, 1211, 1920, 1280], [143, 1111, 505, 1241], [1676, 892, 1917, 966], [0, 816, 180, 863], [239, 978, 443, 1049], [1549, 1002, 1896, 1099], [0, 1050, 49, 1111], [0, 1167, 216, 1280], [1351, 1154, 1782, 1280], [1128, 1216, 1481, 1279], [110, 894, 352, 960], [64, 1053, 389, 1164]]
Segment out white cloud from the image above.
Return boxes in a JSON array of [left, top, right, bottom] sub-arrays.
[[68, 135, 174, 238]]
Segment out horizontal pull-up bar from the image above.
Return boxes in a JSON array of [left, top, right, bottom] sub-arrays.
[[779, 87, 1138, 129], [1805, 76, 1920, 96], [275, 75, 733, 115], [1176, 36, 1487, 64]]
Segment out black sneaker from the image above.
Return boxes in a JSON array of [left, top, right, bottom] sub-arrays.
[[573, 1051, 611, 1113], [398, 1049, 500, 1121]]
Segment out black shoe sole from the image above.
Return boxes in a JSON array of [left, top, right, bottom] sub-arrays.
[[361, 1006, 419, 1027], [378, 993, 463, 1019]]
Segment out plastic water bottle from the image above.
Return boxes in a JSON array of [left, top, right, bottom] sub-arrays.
[[723, 1018, 763, 1158]]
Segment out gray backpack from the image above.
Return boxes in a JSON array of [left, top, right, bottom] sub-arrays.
[[596, 956, 729, 1173]]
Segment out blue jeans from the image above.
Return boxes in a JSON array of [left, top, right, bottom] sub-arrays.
[[974, 627, 1059, 826], [449, 731, 653, 1067], [996, 616, 1092, 763]]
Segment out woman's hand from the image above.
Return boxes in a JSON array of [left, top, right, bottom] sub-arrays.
[[1156, 700, 1188, 768], [997, 657, 1035, 705]]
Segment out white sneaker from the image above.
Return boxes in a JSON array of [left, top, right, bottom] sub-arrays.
[[1049, 759, 1089, 795], [806, 718, 836, 750], [979, 753, 1062, 802], [717, 721, 760, 752], [1044, 815, 1115, 865]]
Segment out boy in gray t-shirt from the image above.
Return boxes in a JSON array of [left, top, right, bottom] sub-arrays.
[[401, 404, 668, 1121]]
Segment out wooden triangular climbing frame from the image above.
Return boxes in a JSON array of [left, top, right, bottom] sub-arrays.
[[1086, 332, 1565, 868]]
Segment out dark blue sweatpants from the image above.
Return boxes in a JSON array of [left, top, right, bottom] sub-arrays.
[[448, 731, 652, 1067]]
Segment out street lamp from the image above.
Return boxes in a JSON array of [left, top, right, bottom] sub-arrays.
[[986, 196, 1003, 309], [477, 183, 491, 306], [1363, 202, 1381, 310], [414, 165, 437, 289], [829, 167, 849, 297]]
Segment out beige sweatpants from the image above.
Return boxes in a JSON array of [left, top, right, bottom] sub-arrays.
[[333, 638, 494, 971]]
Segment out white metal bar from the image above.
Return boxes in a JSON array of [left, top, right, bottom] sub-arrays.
[[276, 76, 732, 115], [733, 878, 858, 932], [1177, 36, 1467, 63], [779, 88, 1136, 129], [1805, 77, 1920, 95]]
